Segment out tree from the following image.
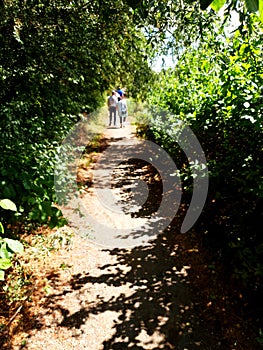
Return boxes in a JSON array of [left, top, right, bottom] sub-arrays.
[[0, 0, 153, 226], [145, 15, 263, 293], [125, 0, 263, 60]]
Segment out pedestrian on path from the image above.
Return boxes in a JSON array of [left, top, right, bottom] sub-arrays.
[[107, 90, 118, 126], [116, 86, 124, 101], [117, 93, 128, 128]]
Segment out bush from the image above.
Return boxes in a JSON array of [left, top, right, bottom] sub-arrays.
[[146, 17, 263, 292]]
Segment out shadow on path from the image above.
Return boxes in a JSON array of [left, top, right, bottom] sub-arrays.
[[13, 125, 260, 350], [28, 221, 248, 350]]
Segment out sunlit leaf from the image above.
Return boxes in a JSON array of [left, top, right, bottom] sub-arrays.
[[0, 270, 5, 281], [0, 243, 11, 259], [0, 258, 12, 270], [3, 238, 24, 254], [211, 0, 226, 11], [259, 0, 263, 21], [0, 199, 17, 211]]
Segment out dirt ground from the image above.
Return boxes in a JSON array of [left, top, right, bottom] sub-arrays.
[[2, 122, 260, 350]]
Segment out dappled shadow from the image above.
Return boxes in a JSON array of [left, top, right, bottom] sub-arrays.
[[112, 159, 163, 218], [76, 136, 182, 247], [24, 222, 248, 349], [67, 230, 203, 349], [15, 129, 261, 350], [70, 218, 248, 350]]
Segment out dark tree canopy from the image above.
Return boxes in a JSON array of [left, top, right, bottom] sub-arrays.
[[0, 0, 262, 231], [0, 0, 153, 224]]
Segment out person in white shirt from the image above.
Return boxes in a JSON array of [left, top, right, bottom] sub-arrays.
[[107, 90, 118, 126], [117, 94, 128, 128]]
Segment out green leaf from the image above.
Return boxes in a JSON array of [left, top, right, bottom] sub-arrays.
[[3, 238, 24, 254], [0, 270, 5, 281], [211, 0, 226, 11], [245, 0, 259, 12], [0, 223, 4, 234], [0, 199, 17, 211], [259, 0, 263, 21], [0, 258, 12, 270], [0, 243, 11, 259]]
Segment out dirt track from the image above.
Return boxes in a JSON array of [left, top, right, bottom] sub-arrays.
[[10, 122, 257, 350]]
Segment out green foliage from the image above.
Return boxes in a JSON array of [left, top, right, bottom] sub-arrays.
[[200, 0, 263, 20], [210, 0, 226, 12], [0, 0, 153, 228], [125, 0, 263, 65], [2, 261, 32, 302], [127, 0, 217, 57], [0, 199, 24, 281], [256, 328, 263, 344], [146, 17, 263, 291]]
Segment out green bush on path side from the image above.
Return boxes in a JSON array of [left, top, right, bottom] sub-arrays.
[[0, 199, 24, 281]]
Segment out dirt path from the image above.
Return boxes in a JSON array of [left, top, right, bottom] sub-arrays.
[[63, 123, 154, 249], [9, 123, 258, 350]]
